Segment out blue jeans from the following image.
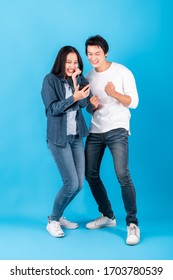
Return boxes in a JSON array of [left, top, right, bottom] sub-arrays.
[[48, 135, 85, 221], [85, 128, 138, 226]]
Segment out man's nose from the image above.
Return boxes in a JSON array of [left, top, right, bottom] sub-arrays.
[[91, 55, 96, 61]]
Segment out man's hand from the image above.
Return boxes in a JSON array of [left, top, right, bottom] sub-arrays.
[[105, 81, 132, 107], [90, 95, 99, 110], [104, 81, 115, 97]]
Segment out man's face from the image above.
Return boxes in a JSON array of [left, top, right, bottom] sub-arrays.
[[87, 45, 107, 69]]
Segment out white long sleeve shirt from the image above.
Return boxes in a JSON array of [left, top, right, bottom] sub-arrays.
[[86, 62, 139, 134]]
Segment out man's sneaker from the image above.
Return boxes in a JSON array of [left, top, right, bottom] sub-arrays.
[[86, 215, 116, 229], [126, 223, 140, 245], [59, 217, 78, 229], [46, 220, 64, 238]]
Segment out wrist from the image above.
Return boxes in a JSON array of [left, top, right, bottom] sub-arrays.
[[113, 90, 118, 97], [73, 94, 78, 102]]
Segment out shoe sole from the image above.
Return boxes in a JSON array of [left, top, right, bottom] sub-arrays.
[[60, 225, 79, 229], [86, 223, 116, 229], [126, 240, 140, 245], [46, 226, 65, 238]]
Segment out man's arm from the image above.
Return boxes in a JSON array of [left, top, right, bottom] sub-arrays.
[[105, 82, 132, 107], [104, 70, 139, 109]]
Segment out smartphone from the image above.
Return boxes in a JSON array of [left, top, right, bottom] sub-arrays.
[[79, 80, 89, 90]]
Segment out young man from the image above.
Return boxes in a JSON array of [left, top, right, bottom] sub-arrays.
[[85, 35, 140, 245]]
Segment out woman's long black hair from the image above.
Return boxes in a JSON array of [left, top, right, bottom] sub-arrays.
[[51, 46, 83, 77]]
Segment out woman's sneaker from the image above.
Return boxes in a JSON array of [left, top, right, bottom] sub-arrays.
[[86, 215, 116, 229], [59, 217, 78, 229], [46, 220, 64, 238], [126, 223, 140, 245]]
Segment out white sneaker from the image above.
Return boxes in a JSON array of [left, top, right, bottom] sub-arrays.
[[59, 217, 78, 229], [86, 215, 116, 229], [46, 220, 64, 238], [126, 223, 140, 245]]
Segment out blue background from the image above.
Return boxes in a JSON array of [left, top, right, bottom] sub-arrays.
[[0, 0, 173, 260]]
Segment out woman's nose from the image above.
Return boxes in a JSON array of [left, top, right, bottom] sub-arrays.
[[70, 63, 76, 69]]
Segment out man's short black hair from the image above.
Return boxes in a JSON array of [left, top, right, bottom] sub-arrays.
[[85, 35, 109, 55]]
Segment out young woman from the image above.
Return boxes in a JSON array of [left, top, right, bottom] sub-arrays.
[[41, 46, 91, 238]]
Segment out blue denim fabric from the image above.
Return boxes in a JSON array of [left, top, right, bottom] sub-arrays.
[[48, 136, 85, 221], [85, 128, 138, 226], [41, 73, 91, 147]]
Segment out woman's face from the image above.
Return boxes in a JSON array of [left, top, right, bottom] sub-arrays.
[[65, 52, 79, 78]]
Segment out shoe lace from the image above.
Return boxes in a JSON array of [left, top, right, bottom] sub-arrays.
[[52, 221, 61, 230], [95, 216, 106, 225], [129, 225, 137, 235]]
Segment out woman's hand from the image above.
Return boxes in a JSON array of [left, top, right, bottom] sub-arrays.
[[73, 84, 90, 101], [72, 68, 82, 89]]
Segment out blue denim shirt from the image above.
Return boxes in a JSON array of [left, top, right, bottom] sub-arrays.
[[41, 73, 90, 147]]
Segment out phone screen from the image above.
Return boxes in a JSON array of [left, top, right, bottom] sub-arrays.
[[79, 81, 89, 90]]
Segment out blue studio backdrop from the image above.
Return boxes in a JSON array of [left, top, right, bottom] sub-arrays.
[[0, 0, 173, 260]]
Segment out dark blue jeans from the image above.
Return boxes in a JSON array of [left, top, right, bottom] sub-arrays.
[[48, 136, 85, 221], [85, 128, 138, 226]]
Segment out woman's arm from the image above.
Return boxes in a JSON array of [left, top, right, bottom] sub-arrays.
[[41, 75, 78, 116]]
